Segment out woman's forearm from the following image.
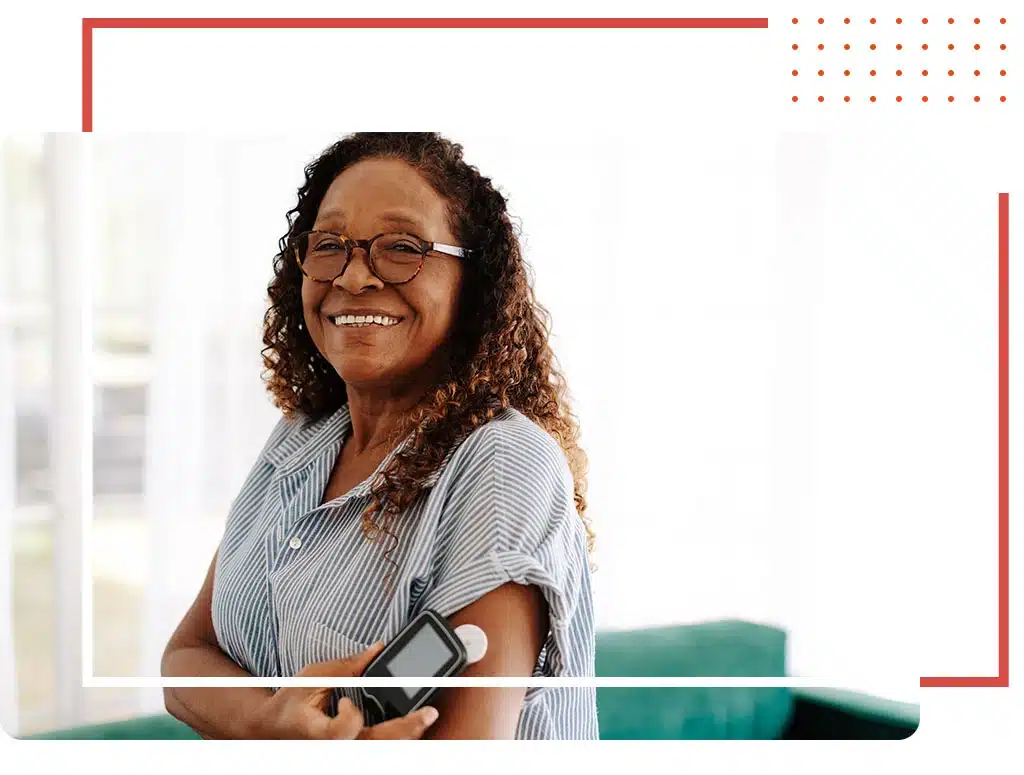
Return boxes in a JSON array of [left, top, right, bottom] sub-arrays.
[[161, 640, 272, 739]]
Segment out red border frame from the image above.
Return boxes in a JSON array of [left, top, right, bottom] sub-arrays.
[[80, 16, 1009, 690], [80, 17, 768, 132], [920, 193, 1011, 688]]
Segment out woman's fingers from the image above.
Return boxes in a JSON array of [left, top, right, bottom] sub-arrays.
[[289, 698, 362, 740], [267, 644, 393, 738], [282, 642, 386, 712], [359, 707, 440, 740], [324, 697, 365, 740]]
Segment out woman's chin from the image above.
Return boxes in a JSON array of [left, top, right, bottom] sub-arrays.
[[330, 358, 399, 390]]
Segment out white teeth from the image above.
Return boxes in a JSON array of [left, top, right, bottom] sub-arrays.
[[330, 314, 401, 328]]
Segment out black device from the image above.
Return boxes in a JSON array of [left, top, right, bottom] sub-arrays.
[[360, 609, 469, 721]]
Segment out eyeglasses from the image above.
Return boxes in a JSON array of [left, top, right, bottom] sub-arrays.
[[292, 230, 473, 285]]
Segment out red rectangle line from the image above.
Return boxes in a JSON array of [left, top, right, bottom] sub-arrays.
[[84, 17, 770, 29], [82, 17, 1009, 692], [920, 675, 1005, 688], [920, 192, 1010, 689], [82, 22, 93, 135], [998, 191, 1009, 685], [81, 16, 768, 131]]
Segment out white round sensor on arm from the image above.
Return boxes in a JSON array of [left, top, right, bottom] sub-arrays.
[[454, 623, 488, 665]]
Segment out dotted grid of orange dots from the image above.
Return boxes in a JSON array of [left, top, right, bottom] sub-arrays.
[[790, 16, 1008, 103]]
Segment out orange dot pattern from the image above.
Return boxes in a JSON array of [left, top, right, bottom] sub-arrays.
[[789, 16, 1009, 105]]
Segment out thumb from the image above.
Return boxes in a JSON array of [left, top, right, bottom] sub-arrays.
[[297, 642, 386, 680]]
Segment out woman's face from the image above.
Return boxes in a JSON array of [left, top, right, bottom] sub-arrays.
[[301, 158, 464, 393]]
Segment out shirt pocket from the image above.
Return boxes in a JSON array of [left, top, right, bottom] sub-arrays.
[[303, 621, 375, 667], [302, 623, 379, 723]]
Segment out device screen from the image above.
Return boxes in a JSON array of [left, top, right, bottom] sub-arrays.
[[385, 623, 456, 697]]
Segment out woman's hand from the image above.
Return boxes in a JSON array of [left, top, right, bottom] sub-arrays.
[[247, 643, 440, 740]]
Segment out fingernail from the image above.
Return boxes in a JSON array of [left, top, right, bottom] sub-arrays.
[[420, 706, 439, 725]]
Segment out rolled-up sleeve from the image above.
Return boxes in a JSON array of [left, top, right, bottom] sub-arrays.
[[420, 417, 593, 677]]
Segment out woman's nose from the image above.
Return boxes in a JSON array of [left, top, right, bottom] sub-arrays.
[[332, 247, 383, 293]]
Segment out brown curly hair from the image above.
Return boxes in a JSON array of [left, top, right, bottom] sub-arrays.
[[261, 132, 594, 564]]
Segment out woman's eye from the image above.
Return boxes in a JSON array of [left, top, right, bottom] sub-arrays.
[[313, 241, 344, 253], [390, 242, 419, 253]]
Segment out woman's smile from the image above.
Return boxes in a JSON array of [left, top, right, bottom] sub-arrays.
[[326, 313, 404, 328]]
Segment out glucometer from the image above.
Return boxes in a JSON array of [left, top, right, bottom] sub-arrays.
[[360, 609, 488, 721]]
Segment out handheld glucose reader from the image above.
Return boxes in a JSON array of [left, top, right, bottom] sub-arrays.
[[360, 609, 488, 721]]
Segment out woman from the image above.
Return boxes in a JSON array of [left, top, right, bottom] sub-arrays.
[[162, 132, 597, 740]]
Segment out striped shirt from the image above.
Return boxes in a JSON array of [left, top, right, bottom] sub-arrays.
[[211, 403, 598, 739]]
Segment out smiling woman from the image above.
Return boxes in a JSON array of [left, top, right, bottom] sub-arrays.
[[160, 132, 598, 740]]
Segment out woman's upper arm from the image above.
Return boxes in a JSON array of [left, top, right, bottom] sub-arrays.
[[417, 418, 591, 738], [424, 581, 548, 740]]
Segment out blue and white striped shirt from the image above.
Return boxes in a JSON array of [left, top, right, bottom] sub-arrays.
[[211, 403, 598, 739]]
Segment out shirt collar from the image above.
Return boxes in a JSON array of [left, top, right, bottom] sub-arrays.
[[262, 402, 455, 497]]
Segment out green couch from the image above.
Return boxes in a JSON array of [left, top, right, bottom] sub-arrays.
[[24, 620, 919, 740]]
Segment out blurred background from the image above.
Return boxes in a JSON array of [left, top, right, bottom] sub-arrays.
[[2, 131, 937, 737]]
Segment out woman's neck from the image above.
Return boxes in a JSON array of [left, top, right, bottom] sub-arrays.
[[343, 383, 426, 455]]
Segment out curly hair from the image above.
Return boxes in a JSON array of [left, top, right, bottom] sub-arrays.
[[261, 132, 594, 566]]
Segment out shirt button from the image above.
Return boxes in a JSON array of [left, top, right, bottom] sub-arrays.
[[289, 536, 302, 550]]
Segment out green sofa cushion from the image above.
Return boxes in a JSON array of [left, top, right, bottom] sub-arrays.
[[784, 688, 919, 739], [28, 714, 200, 740], [594, 619, 792, 739]]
